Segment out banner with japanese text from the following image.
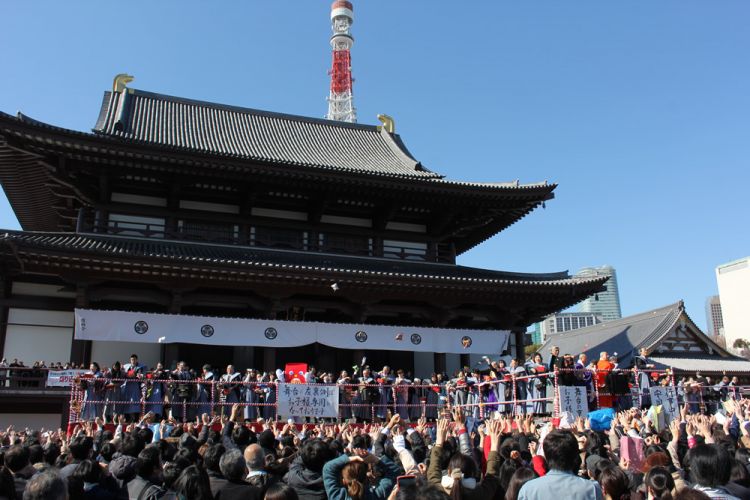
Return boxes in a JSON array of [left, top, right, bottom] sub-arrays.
[[559, 385, 589, 419], [277, 383, 339, 418], [648, 386, 680, 422], [46, 370, 87, 387]]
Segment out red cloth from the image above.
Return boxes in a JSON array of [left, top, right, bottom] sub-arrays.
[[531, 456, 548, 477]]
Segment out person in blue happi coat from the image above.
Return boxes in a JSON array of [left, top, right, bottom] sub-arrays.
[[122, 354, 145, 422]]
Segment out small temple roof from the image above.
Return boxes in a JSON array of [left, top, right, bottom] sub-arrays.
[[649, 356, 750, 374], [93, 89, 441, 179], [0, 230, 607, 289], [539, 301, 733, 367]]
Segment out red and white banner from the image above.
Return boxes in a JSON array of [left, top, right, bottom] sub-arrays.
[[46, 370, 87, 387], [74, 308, 509, 354]]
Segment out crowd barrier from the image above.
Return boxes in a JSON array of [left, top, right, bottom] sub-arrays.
[[65, 366, 747, 425]]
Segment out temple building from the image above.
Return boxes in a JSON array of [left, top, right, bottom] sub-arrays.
[[0, 81, 607, 379], [540, 300, 750, 375]]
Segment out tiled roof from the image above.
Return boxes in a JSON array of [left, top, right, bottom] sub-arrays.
[[540, 303, 687, 367], [0, 230, 608, 288], [651, 356, 750, 374], [93, 89, 441, 179]]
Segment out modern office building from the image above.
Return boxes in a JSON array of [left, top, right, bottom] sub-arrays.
[[716, 257, 750, 349], [705, 295, 724, 338], [532, 312, 603, 344], [578, 265, 622, 322]]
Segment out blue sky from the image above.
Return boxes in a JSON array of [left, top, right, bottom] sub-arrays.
[[1, 1, 748, 332]]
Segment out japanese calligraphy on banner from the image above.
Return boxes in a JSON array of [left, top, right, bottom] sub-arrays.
[[46, 370, 87, 387], [559, 386, 589, 419], [277, 383, 339, 418], [649, 386, 680, 422]]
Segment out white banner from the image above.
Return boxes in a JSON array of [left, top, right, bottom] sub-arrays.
[[277, 383, 339, 418], [559, 385, 589, 419], [46, 370, 87, 387], [649, 386, 680, 422], [74, 309, 509, 354]]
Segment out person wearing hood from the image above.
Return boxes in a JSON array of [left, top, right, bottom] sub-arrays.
[[283, 438, 334, 500], [427, 415, 502, 499], [108, 434, 144, 495]]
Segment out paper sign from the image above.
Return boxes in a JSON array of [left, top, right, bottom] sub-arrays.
[[559, 385, 588, 419], [46, 370, 88, 387], [277, 383, 339, 418], [648, 386, 679, 423]]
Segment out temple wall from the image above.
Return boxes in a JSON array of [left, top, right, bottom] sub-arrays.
[[91, 341, 161, 369], [3, 308, 73, 364]]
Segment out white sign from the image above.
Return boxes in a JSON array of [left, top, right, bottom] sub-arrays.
[[649, 386, 680, 422], [559, 385, 589, 419], [75, 308, 509, 354], [46, 370, 87, 387], [277, 383, 339, 418]]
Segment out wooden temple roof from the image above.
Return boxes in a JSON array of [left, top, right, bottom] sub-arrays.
[[0, 103, 556, 253], [0, 230, 607, 293], [94, 89, 440, 180], [539, 301, 735, 368]]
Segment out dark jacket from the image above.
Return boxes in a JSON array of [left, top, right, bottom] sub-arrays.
[[12, 467, 36, 499], [127, 475, 164, 500], [246, 472, 278, 497], [207, 470, 229, 498], [214, 479, 262, 500], [283, 456, 326, 500]]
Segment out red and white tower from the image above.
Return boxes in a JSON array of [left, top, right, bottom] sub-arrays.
[[326, 1, 356, 123]]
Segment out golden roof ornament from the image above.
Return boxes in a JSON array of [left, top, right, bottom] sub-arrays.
[[377, 114, 395, 134], [113, 74, 135, 93]]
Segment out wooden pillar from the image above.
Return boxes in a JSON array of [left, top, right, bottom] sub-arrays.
[[459, 354, 470, 369], [70, 285, 92, 366], [263, 348, 276, 374], [512, 328, 527, 360], [163, 293, 183, 365], [433, 353, 446, 375], [0, 278, 10, 358]]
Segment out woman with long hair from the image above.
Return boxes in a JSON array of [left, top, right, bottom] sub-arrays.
[[173, 465, 213, 500], [504, 467, 538, 500], [599, 465, 631, 500]]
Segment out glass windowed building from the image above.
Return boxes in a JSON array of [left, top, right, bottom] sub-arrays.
[[577, 266, 622, 322]]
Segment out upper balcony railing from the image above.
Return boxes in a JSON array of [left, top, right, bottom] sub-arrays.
[[76, 209, 455, 263], [0, 367, 69, 392]]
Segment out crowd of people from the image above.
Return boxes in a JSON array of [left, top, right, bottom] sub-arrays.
[[63, 348, 745, 425], [5, 396, 750, 499]]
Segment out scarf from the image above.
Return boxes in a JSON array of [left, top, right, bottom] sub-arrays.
[[441, 471, 477, 491]]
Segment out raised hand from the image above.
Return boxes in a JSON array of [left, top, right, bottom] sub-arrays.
[[436, 418, 450, 446], [488, 418, 503, 451], [387, 413, 401, 430], [669, 419, 680, 443], [452, 407, 465, 427]]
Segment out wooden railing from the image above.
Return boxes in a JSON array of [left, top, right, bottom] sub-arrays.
[[77, 209, 454, 263]]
